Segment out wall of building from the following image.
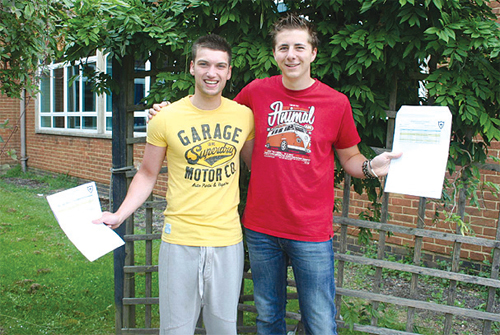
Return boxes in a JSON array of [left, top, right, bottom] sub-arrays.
[[334, 151, 500, 266], [492, 1, 500, 19]]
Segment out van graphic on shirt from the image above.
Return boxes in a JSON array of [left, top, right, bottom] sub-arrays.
[[264, 101, 314, 162], [265, 123, 311, 154]]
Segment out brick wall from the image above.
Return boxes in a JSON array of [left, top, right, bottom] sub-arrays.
[[334, 150, 500, 265]]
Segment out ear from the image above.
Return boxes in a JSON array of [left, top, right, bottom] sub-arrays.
[[311, 48, 317, 62], [227, 65, 232, 80], [189, 60, 195, 76]]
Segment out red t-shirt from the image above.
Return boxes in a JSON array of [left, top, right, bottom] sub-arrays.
[[235, 75, 361, 242]]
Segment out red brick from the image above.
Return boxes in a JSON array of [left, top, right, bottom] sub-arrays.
[[482, 227, 498, 239], [468, 251, 487, 262], [424, 243, 448, 254], [391, 213, 416, 225], [390, 196, 414, 207]]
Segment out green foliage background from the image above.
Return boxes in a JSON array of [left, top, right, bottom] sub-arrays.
[[2, 0, 500, 201]]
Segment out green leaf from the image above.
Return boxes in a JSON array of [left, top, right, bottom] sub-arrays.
[[432, 0, 443, 10], [220, 12, 229, 26], [24, 3, 35, 18], [425, 27, 439, 34]]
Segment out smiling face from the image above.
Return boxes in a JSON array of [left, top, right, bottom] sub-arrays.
[[273, 28, 317, 90], [190, 47, 232, 100]]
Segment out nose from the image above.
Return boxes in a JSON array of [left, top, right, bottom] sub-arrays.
[[206, 65, 217, 77], [286, 49, 296, 60]]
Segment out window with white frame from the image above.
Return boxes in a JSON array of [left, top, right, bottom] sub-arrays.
[[38, 50, 149, 135], [104, 56, 150, 133]]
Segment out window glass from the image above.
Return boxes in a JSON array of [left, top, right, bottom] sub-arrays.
[[134, 116, 147, 132], [106, 56, 112, 113], [106, 116, 112, 131], [133, 61, 148, 133], [40, 116, 51, 127], [83, 116, 97, 130], [40, 73, 50, 114], [38, 52, 150, 135], [68, 116, 80, 129], [53, 116, 64, 128], [53, 67, 64, 113], [134, 78, 145, 105], [67, 65, 80, 113], [83, 64, 96, 112], [106, 94, 112, 112]]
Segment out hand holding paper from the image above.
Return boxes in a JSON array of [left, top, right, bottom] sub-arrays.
[[370, 151, 403, 177], [384, 105, 452, 199], [46, 182, 125, 262], [92, 211, 124, 230]]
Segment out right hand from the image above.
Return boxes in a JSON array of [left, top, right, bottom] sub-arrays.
[[147, 101, 170, 122], [92, 212, 124, 230]]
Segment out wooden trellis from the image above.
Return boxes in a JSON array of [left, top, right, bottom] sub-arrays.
[[111, 64, 500, 334], [333, 177, 500, 334], [332, 80, 500, 334]]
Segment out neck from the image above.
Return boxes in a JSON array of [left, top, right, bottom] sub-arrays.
[[190, 94, 222, 110], [282, 76, 315, 91]]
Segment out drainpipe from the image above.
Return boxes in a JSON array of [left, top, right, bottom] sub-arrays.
[[20, 89, 27, 172]]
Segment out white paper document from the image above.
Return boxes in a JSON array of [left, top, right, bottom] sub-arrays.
[[384, 105, 452, 199], [47, 182, 124, 262]]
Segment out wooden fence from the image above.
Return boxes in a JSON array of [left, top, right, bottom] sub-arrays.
[[111, 61, 499, 334]]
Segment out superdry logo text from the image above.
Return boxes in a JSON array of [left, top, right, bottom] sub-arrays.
[[185, 140, 236, 167]]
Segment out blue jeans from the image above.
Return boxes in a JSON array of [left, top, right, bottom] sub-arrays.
[[245, 228, 337, 335]]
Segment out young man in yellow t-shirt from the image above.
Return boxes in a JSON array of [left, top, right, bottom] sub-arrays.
[[93, 35, 254, 334]]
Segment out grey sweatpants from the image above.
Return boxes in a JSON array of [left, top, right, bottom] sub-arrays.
[[158, 241, 244, 335]]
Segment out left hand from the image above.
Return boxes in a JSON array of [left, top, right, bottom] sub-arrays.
[[147, 101, 170, 122], [370, 151, 402, 177]]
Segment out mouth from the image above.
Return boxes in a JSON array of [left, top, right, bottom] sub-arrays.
[[205, 80, 218, 85], [285, 64, 299, 69]]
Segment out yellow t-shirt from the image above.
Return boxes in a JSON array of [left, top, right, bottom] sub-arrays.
[[147, 96, 254, 247]]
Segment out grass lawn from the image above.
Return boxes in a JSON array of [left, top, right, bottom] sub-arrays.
[[0, 167, 115, 335]]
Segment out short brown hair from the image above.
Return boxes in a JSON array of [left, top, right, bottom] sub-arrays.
[[270, 13, 319, 50], [191, 34, 232, 64]]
